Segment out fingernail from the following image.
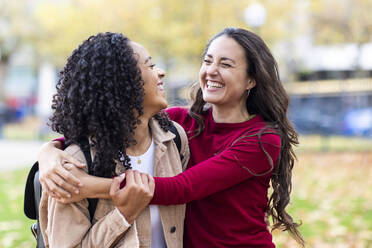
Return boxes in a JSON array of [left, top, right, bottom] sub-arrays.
[[120, 173, 125, 178], [67, 194, 71, 198], [75, 189, 79, 194], [78, 183, 84, 187]]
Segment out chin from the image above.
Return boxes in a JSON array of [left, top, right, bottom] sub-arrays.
[[159, 99, 168, 110], [160, 103, 168, 110], [202, 93, 220, 105]]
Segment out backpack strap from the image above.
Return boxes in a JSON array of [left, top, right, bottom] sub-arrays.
[[168, 122, 184, 161], [24, 162, 40, 219], [33, 170, 45, 248], [77, 137, 98, 222]]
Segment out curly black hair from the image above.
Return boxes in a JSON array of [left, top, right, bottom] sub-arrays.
[[50, 32, 172, 178]]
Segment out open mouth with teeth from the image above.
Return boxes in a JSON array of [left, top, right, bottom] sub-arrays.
[[157, 82, 164, 91], [207, 81, 224, 89]]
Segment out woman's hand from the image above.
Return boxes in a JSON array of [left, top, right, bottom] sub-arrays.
[[110, 170, 155, 224], [54, 163, 94, 204], [38, 141, 86, 199]]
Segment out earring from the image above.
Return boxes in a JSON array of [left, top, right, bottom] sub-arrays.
[[247, 89, 251, 98]]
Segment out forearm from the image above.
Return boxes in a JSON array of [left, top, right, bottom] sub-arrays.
[[85, 176, 112, 199], [151, 136, 280, 205], [151, 160, 250, 205]]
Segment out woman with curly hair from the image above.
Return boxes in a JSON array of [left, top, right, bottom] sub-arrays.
[[38, 32, 189, 247], [38, 28, 304, 247]]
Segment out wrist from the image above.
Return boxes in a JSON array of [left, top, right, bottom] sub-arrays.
[[85, 177, 112, 199], [117, 207, 137, 225]]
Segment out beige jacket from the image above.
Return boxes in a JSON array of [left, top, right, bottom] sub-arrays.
[[39, 119, 189, 248]]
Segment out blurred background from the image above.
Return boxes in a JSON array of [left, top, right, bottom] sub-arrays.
[[0, 0, 371, 247]]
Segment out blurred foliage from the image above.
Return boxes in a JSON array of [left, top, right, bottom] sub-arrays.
[[0, 0, 38, 101], [32, 0, 295, 70], [1, 152, 372, 247], [310, 0, 372, 45], [2, 0, 370, 85], [0, 0, 36, 62]]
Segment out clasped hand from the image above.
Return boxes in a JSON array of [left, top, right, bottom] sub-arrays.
[[38, 141, 155, 224]]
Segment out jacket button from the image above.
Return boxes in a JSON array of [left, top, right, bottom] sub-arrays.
[[170, 226, 176, 233]]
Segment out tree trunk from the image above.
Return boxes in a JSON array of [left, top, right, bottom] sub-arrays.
[[0, 61, 8, 103]]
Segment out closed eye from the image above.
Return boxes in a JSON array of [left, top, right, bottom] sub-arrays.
[[149, 64, 156, 69], [203, 59, 212, 64]]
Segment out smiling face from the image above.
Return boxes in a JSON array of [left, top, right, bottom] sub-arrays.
[[130, 41, 167, 115], [199, 35, 256, 110]]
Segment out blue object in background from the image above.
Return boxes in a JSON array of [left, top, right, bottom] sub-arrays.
[[344, 108, 372, 137]]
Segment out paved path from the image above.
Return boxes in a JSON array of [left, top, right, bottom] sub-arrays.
[[0, 139, 44, 171]]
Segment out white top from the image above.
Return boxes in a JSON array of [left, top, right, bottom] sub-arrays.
[[128, 138, 166, 248]]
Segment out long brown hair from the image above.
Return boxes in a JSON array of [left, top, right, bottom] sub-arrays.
[[189, 27, 304, 246]]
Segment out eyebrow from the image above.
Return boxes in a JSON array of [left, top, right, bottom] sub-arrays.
[[144, 56, 152, 64], [206, 54, 236, 64]]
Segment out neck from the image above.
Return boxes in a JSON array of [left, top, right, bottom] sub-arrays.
[[126, 115, 152, 156], [211, 103, 250, 123]]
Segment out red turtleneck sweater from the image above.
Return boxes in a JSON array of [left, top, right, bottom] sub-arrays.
[[151, 107, 280, 247]]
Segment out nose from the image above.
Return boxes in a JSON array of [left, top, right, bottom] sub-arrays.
[[206, 63, 218, 75], [156, 67, 166, 79]]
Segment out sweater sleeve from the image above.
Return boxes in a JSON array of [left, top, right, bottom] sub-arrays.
[[53, 137, 66, 150], [151, 133, 280, 205]]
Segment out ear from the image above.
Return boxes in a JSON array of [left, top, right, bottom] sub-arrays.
[[246, 79, 256, 90]]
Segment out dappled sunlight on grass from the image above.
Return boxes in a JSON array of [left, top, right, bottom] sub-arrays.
[[273, 152, 372, 247]]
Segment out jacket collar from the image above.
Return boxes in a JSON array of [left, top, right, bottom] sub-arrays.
[[149, 118, 175, 145]]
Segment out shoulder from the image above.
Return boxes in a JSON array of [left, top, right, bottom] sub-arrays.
[[165, 106, 189, 122], [260, 130, 281, 148], [256, 117, 282, 147], [171, 120, 188, 147], [171, 121, 187, 137], [237, 118, 282, 148], [64, 144, 89, 172]]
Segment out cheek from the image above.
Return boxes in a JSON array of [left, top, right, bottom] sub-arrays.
[[140, 71, 148, 84], [199, 65, 206, 81]]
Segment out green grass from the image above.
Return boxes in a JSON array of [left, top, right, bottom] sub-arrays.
[[1, 152, 372, 247], [273, 152, 372, 247], [0, 169, 35, 248], [297, 135, 372, 152]]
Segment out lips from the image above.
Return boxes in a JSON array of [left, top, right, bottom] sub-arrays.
[[157, 81, 164, 91]]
